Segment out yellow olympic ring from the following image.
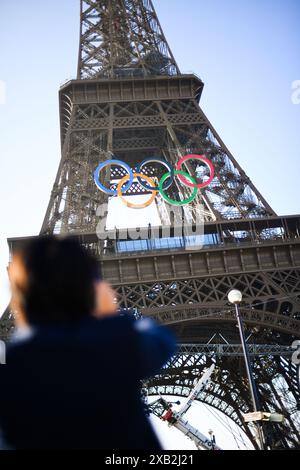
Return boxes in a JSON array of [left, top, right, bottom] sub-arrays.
[[117, 173, 158, 209]]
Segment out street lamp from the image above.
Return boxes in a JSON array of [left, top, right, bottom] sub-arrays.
[[228, 289, 265, 450], [227, 289, 243, 305]]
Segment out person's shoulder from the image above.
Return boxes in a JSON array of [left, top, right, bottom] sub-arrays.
[[79, 313, 136, 338], [4, 331, 37, 365], [88, 312, 135, 328], [5, 314, 137, 354]]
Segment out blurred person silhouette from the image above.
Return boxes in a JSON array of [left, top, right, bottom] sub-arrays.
[[0, 236, 176, 449]]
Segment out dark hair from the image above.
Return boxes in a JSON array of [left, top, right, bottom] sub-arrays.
[[15, 236, 101, 326]]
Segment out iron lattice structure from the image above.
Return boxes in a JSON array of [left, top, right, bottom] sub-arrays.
[[1, 0, 300, 449]]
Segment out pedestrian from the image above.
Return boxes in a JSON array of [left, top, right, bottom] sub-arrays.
[[0, 236, 176, 449]]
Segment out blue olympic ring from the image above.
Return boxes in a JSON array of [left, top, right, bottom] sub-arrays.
[[136, 157, 174, 191], [93, 159, 134, 196]]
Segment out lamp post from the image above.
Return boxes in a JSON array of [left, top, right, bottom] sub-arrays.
[[227, 289, 265, 450]]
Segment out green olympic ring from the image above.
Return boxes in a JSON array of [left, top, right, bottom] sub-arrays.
[[159, 170, 198, 206]]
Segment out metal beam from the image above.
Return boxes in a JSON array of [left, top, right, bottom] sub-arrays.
[[177, 343, 293, 357]]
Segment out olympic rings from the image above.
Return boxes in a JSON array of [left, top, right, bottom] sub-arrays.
[[176, 154, 215, 189], [117, 173, 158, 209], [93, 154, 214, 209], [137, 157, 174, 191], [159, 171, 198, 206]]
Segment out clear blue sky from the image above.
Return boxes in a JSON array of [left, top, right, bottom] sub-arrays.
[[0, 0, 299, 449]]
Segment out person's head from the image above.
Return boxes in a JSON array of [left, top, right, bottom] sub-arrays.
[[9, 236, 117, 327]]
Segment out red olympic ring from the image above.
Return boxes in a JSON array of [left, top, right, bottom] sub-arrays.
[[176, 154, 215, 189]]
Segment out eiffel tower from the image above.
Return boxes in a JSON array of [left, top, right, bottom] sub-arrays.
[[1, 0, 300, 449]]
